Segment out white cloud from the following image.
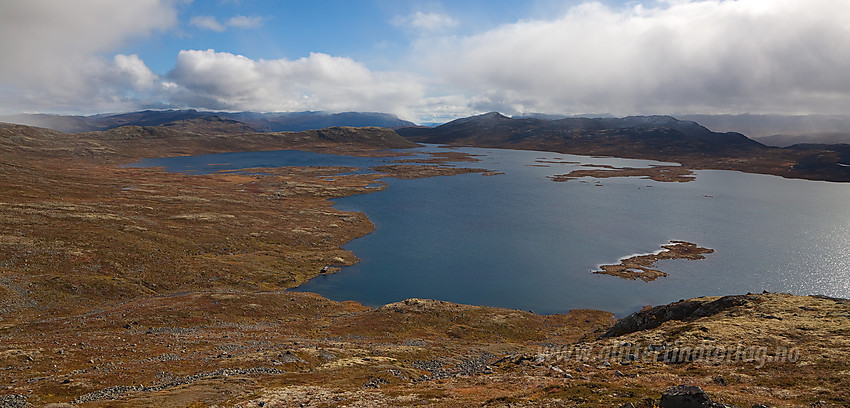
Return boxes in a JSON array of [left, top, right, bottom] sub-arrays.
[[392, 11, 458, 32], [190, 15, 226, 32], [227, 15, 265, 29], [165, 49, 425, 119], [113, 54, 158, 90], [0, 0, 425, 120], [190, 15, 265, 32], [0, 0, 178, 113], [418, 0, 850, 116], [2, 0, 848, 123]]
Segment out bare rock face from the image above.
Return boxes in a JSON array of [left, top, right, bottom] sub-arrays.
[[603, 294, 758, 337], [660, 385, 737, 408]]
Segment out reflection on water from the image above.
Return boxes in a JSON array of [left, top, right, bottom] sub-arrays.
[[132, 145, 850, 316]]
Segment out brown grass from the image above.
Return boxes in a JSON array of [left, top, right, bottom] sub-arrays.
[[1, 122, 848, 407]]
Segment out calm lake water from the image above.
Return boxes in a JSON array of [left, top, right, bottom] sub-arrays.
[[132, 146, 850, 316]]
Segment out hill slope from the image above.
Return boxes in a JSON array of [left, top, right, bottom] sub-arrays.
[[0, 117, 417, 164], [398, 112, 850, 182], [1, 120, 848, 407], [679, 113, 850, 139], [399, 112, 763, 155], [0, 110, 416, 133], [756, 132, 850, 147]]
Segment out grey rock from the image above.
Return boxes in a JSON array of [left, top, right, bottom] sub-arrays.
[[277, 351, 307, 364], [660, 385, 738, 408], [605, 295, 757, 337], [413, 353, 495, 381], [72, 367, 284, 403], [0, 395, 29, 408], [317, 349, 337, 362]]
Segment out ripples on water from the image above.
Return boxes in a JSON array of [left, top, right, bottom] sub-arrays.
[[131, 145, 850, 315]]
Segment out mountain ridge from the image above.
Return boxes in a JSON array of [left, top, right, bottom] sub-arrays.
[[0, 110, 416, 134], [5, 110, 850, 181], [0, 118, 418, 163], [398, 111, 764, 154], [397, 111, 850, 182]]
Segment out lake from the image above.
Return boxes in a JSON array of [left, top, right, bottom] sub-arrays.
[[131, 145, 850, 316]]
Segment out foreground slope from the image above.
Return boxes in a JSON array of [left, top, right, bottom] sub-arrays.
[[1, 292, 846, 407], [0, 121, 847, 407]]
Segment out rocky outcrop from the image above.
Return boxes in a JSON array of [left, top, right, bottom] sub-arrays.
[[660, 385, 737, 408], [603, 294, 758, 337]]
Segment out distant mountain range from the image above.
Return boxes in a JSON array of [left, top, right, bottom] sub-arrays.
[[0, 110, 416, 134], [398, 112, 764, 155], [3, 109, 850, 181], [677, 114, 850, 146], [749, 132, 850, 147], [397, 112, 850, 182], [513, 112, 850, 147], [0, 117, 417, 165], [5, 109, 850, 147]]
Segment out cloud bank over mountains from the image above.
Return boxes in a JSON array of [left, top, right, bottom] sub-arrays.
[[1, 0, 848, 123], [165, 50, 425, 119], [423, 0, 850, 117], [0, 0, 177, 112]]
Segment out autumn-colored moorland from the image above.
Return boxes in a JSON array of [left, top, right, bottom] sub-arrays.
[[0, 118, 847, 407]]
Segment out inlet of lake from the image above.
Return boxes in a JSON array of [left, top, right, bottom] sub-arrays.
[[131, 145, 850, 316]]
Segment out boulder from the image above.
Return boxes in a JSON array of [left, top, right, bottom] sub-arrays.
[[604, 295, 757, 337], [660, 385, 738, 408]]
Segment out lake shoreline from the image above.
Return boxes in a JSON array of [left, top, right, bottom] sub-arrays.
[[2, 123, 849, 405]]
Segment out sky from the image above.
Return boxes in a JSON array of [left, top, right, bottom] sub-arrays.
[[1, 0, 849, 124]]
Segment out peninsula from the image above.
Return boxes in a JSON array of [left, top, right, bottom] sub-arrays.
[[0, 117, 847, 407]]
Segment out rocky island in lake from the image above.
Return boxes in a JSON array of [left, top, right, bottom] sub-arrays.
[[594, 241, 716, 282], [3, 1, 850, 404]]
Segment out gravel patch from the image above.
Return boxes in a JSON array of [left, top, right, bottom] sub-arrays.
[[72, 366, 285, 403], [413, 353, 496, 380], [0, 395, 29, 408]]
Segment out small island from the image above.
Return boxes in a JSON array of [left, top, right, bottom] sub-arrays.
[[549, 164, 696, 183], [370, 164, 496, 179], [594, 240, 715, 282], [391, 150, 484, 164]]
